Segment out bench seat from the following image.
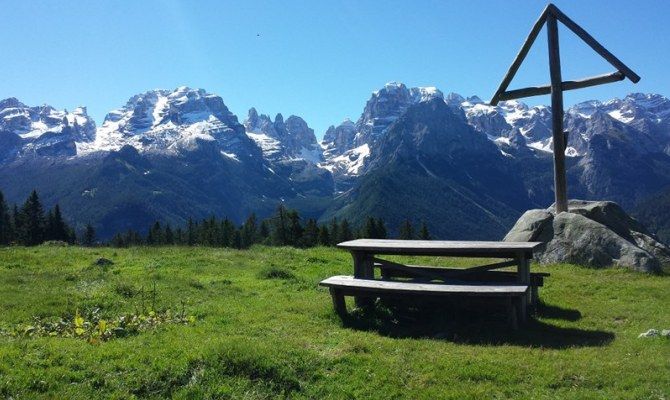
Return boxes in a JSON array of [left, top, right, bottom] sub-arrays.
[[375, 263, 550, 305], [320, 275, 529, 329]]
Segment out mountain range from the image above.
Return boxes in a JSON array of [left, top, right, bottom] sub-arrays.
[[2, 83, 670, 241]]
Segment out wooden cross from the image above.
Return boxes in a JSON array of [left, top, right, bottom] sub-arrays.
[[490, 3, 640, 213]]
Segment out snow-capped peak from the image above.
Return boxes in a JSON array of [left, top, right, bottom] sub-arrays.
[[410, 86, 444, 103], [0, 98, 95, 140], [0, 98, 96, 160], [78, 87, 246, 156]]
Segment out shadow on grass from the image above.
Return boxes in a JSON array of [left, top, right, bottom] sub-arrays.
[[536, 301, 582, 321], [341, 299, 613, 349]]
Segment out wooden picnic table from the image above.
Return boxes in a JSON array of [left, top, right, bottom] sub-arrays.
[[335, 239, 543, 319]]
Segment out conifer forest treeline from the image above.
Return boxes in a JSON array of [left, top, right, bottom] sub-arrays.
[[0, 190, 431, 248]]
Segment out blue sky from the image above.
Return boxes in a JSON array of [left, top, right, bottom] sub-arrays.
[[2, 0, 668, 138]]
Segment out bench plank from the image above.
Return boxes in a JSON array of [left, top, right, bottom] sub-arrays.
[[320, 275, 528, 297], [375, 263, 549, 285], [338, 239, 542, 258]]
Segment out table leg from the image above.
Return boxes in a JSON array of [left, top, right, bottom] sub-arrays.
[[352, 251, 374, 308], [517, 253, 531, 317], [329, 288, 347, 319], [507, 297, 519, 330]]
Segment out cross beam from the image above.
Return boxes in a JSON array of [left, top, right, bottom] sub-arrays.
[[489, 4, 639, 213], [497, 71, 625, 102]]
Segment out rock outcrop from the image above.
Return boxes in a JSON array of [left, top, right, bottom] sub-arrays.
[[505, 200, 670, 272]]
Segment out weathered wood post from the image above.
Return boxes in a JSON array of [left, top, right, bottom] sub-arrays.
[[546, 13, 568, 213], [490, 4, 640, 213]]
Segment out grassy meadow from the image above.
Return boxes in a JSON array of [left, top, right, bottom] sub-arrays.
[[0, 245, 668, 399]]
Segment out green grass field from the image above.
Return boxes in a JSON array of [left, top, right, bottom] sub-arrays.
[[0, 245, 668, 399]]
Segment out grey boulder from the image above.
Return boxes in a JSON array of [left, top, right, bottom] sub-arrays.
[[505, 200, 669, 273]]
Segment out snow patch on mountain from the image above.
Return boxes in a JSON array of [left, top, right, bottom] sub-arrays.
[[321, 143, 370, 176], [245, 131, 282, 158]]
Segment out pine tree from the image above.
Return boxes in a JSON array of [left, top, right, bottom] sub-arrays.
[[12, 205, 20, 241], [146, 227, 155, 245], [186, 217, 196, 246], [45, 204, 69, 242], [338, 219, 354, 243], [200, 217, 218, 246], [111, 233, 126, 248], [259, 220, 270, 243], [232, 229, 242, 249], [82, 223, 96, 246], [361, 217, 386, 239], [241, 213, 258, 248], [317, 225, 330, 246], [287, 210, 303, 246], [149, 221, 164, 245], [164, 223, 174, 245], [221, 218, 236, 247], [362, 217, 374, 238], [271, 204, 290, 246], [329, 218, 340, 246], [174, 227, 185, 245], [66, 226, 77, 244], [17, 190, 46, 246], [0, 191, 12, 245], [398, 219, 414, 240], [419, 221, 431, 240], [45, 209, 55, 240], [120, 229, 141, 246], [376, 218, 387, 239], [302, 218, 319, 247]]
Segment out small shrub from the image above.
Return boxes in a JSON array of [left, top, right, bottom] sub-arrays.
[[258, 266, 296, 280], [344, 341, 370, 354], [93, 258, 114, 267], [115, 282, 138, 298], [189, 280, 205, 290]]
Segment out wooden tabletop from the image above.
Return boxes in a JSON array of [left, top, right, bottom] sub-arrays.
[[337, 239, 542, 258]]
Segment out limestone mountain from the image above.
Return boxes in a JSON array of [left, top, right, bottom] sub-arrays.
[[0, 87, 332, 238], [323, 97, 534, 239], [0, 97, 95, 162], [1, 84, 669, 241]]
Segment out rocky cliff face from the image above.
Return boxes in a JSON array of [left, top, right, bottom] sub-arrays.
[[244, 109, 322, 163], [322, 119, 356, 159], [243, 108, 332, 196], [354, 83, 444, 146], [320, 82, 445, 187]]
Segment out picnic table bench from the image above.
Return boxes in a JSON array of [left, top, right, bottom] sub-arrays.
[[319, 239, 544, 329]]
